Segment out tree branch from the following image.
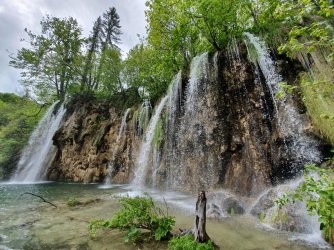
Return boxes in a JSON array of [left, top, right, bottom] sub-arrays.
[[22, 192, 57, 208]]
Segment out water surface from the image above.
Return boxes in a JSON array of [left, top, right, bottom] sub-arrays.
[[0, 183, 331, 250]]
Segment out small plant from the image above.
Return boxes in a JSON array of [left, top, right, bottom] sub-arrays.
[[67, 197, 81, 207], [168, 235, 215, 250], [259, 212, 265, 223], [276, 164, 334, 243], [89, 195, 175, 243]]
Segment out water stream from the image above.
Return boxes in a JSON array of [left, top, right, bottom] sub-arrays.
[[10, 102, 66, 183], [132, 96, 169, 186], [103, 108, 131, 187], [244, 32, 321, 176]]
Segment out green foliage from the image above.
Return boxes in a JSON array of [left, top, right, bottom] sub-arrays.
[[124, 227, 142, 243], [89, 195, 175, 243], [152, 115, 165, 149], [0, 93, 46, 179], [300, 73, 334, 144], [276, 164, 334, 242], [275, 82, 299, 99], [123, 43, 172, 101], [274, 0, 334, 62], [168, 235, 215, 250], [67, 198, 81, 207], [9, 15, 84, 102]]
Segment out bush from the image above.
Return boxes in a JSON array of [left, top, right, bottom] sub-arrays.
[[276, 164, 334, 243], [168, 235, 215, 250], [67, 198, 82, 207], [89, 195, 175, 243]]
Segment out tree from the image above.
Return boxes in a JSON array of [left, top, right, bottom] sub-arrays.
[[94, 7, 122, 90], [10, 15, 83, 102], [101, 7, 122, 50], [97, 47, 123, 96], [81, 16, 102, 90], [123, 43, 172, 100]]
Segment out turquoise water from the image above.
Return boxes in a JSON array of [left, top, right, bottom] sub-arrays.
[[0, 182, 331, 250]]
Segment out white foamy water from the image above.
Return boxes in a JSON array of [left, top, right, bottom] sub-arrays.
[[132, 96, 168, 186], [10, 102, 66, 183]]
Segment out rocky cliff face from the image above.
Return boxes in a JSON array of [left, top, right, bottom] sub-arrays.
[[49, 42, 322, 196], [48, 97, 138, 183]]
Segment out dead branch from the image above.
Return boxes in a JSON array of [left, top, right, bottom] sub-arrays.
[[22, 192, 57, 208], [23, 103, 48, 118]]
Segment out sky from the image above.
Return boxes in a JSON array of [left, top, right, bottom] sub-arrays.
[[0, 0, 147, 94]]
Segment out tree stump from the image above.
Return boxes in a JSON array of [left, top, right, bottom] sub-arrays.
[[194, 190, 210, 243], [177, 191, 212, 243]]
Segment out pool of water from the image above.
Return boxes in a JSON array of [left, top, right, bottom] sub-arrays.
[[0, 182, 332, 250]]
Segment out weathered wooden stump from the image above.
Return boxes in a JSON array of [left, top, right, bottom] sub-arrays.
[[194, 191, 210, 242], [177, 191, 212, 244]]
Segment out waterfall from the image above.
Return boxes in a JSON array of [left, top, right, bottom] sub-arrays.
[[166, 53, 219, 190], [11, 102, 66, 183], [132, 96, 168, 186], [104, 108, 131, 186], [244, 33, 321, 176], [165, 72, 182, 187], [135, 99, 151, 136]]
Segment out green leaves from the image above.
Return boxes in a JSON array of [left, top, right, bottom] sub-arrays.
[[0, 93, 46, 179], [168, 235, 215, 250], [10, 16, 84, 102], [275, 164, 334, 242], [88, 195, 175, 243]]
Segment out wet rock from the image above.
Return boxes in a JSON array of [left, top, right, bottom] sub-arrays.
[[48, 98, 138, 184], [250, 189, 277, 216], [222, 196, 245, 215], [267, 202, 314, 233], [207, 203, 222, 218]]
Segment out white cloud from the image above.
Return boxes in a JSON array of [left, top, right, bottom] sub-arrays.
[[0, 0, 147, 94]]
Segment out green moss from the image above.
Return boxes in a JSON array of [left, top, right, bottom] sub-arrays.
[[67, 197, 81, 207], [152, 117, 164, 149]]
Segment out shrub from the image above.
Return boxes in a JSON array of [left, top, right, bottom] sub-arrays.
[[89, 195, 175, 243], [168, 235, 215, 250], [67, 198, 81, 207], [276, 164, 334, 243]]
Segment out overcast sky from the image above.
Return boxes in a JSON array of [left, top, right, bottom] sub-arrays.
[[0, 0, 147, 94]]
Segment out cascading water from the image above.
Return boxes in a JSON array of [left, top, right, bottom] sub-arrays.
[[11, 102, 66, 183], [133, 99, 151, 136], [104, 108, 131, 186], [244, 33, 321, 177], [166, 53, 220, 190], [132, 96, 168, 186]]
